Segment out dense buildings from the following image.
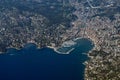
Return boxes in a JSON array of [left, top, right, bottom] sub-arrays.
[[0, 0, 76, 52], [68, 0, 120, 79], [0, 0, 120, 79]]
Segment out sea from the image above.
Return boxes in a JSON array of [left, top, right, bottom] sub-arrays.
[[0, 38, 94, 80]]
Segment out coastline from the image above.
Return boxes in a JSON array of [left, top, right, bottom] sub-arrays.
[[48, 38, 94, 55], [0, 37, 94, 55], [47, 41, 75, 54], [71, 0, 120, 79]]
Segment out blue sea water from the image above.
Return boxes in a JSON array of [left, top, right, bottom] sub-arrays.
[[0, 38, 93, 80]]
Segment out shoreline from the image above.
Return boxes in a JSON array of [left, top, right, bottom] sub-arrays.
[[0, 37, 94, 55], [47, 37, 94, 55]]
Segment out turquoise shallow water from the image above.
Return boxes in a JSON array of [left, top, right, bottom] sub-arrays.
[[0, 38, 93, 80]]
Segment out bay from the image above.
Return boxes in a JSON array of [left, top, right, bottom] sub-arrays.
[[0, 38, 94, 80]]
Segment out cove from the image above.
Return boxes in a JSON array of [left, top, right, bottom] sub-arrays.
[[0, 38, 94, 80]]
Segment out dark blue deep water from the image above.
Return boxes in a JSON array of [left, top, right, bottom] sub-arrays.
[[0, 38, 93, 80]]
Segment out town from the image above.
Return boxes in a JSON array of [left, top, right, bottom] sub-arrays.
[[66, 0, 120, 79]]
